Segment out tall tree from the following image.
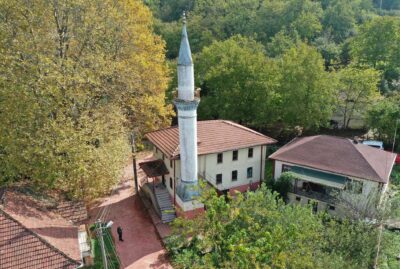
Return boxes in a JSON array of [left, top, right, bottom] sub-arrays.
[[276, 43, 337, 130], [366, 93, 400, 150], [0, 0, 173, 200], [322, 0, 356, 42], [195, 36, 279, 127], [350, 16, 400, 92], [335, 66, 381, 129]]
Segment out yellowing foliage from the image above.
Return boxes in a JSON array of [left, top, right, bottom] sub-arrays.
[[0, 0, 173, 200]]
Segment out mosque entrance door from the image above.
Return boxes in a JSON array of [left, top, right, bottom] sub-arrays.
[[162, 175, 166, 186]]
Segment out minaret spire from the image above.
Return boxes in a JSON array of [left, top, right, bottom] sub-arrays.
[[177, 11, 194, 101], [174, 12, 200, 201]]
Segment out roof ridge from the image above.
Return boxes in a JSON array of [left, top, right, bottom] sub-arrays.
[[221, 120, 277, 142], [352, 141, 390, 181], [0, 208, 80, 266], [146, 124, 178, 135], [269, 135, 319, 159], [8, 189, 73, 223]]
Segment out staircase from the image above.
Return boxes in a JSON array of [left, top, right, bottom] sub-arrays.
[[154, 184, 176, 223]]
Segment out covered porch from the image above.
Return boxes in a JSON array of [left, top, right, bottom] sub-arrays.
[[286, 166, 347, 205], [138, 159, 176, 223]]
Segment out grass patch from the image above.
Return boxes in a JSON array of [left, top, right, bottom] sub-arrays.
[[391, 165, 400, 186], [264, 159, 274, 187], [89, 226, 120, 269]]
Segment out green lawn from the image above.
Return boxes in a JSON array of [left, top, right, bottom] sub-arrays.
[[89, 227, 120, 269]]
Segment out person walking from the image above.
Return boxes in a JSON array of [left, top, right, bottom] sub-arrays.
[[117, 226, 123, 242]]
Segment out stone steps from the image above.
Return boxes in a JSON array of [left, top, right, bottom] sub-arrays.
[[154, 185, 176, 223]]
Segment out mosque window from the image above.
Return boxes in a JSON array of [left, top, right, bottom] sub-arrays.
[[216, 174, 222, 184], [248, 148, 253, 158], [217, 153, 223, 164], [232, 150, 238, 161], [232, 170, 238, 181], [247, 167, 253, 178]]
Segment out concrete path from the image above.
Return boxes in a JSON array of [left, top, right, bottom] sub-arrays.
[[88, 154, 172, 269]]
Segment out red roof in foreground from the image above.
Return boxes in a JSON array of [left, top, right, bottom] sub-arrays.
[[0, 209, 80, 269], [55, 201, 88, 224], [145, 120, 277, 159], [269, 135, 397, 183], [1, 190, 81, 265]]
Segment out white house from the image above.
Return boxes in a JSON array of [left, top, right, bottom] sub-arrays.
[[143, 120, 276, 217], [269, 135, 397, 217]]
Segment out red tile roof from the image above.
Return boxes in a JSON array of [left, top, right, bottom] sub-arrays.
[[2, 190, 81, 263], [145, 120, 276, 159], [55, 201, 88, 224], [269, 135, 397, 183], [0, 209, 80, 269]]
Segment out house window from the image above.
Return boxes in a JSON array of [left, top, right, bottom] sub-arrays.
[[155, 147, 158, 153], [170, 159, 173, 168], [232, 150, 238, 161], [295, 196, 301, 202], [248, 148, 253, 158], [162, 154, 165, 160], [346, 179, 363, 194], [328, 205, 335, 211], [282, 164, 292, 172], [232, 170, 238, 181], [247, 167, 253, 179], [170, 177, 173, 189], [217, 153, 223, 164], [216, 174, 222, 184]]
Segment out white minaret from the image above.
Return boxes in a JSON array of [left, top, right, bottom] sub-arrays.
[[175, 13, 200, 201]]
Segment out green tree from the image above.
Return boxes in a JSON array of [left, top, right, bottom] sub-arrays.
[[0, 0, 173, 200], [256, 0, 323, 43], [196, 36, 279, 127], [322, 0, 356, 42], [166, 184, 397, 268], [350, 16, 400, 92], [366, 93, 400, 150], [167, 186, 326, 269], [266, 30, 300, 58], [276, 43, 337, 130], [336, 66, 381, 129]]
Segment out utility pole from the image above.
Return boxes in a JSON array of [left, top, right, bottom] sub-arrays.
[[96, 220, 108, 269], [131, 133, 139, 194], [392, 119, 399, 153]]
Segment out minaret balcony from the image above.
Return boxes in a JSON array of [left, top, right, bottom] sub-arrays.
[[173, 88, 201, 100]]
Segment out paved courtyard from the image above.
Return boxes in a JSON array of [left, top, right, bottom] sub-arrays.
[[88, 154, 172, 269]]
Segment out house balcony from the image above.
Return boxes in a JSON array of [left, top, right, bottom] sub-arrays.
[[290, 184, 338, 205], [284, 165, 348, 205]]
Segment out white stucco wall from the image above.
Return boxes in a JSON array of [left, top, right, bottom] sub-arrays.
[[152, 144, 268, 196], [200, 145, 266, 191], [177, 65, 195, 101]]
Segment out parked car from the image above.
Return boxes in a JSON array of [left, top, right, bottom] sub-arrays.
[[362, 140, 384, 150]]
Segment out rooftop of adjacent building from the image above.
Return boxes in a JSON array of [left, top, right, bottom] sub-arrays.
[[269, 135, 397, 183], [0, 188, 88, 268]]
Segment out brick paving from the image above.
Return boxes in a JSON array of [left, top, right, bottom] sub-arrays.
[[88, 154, 172, 269]]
